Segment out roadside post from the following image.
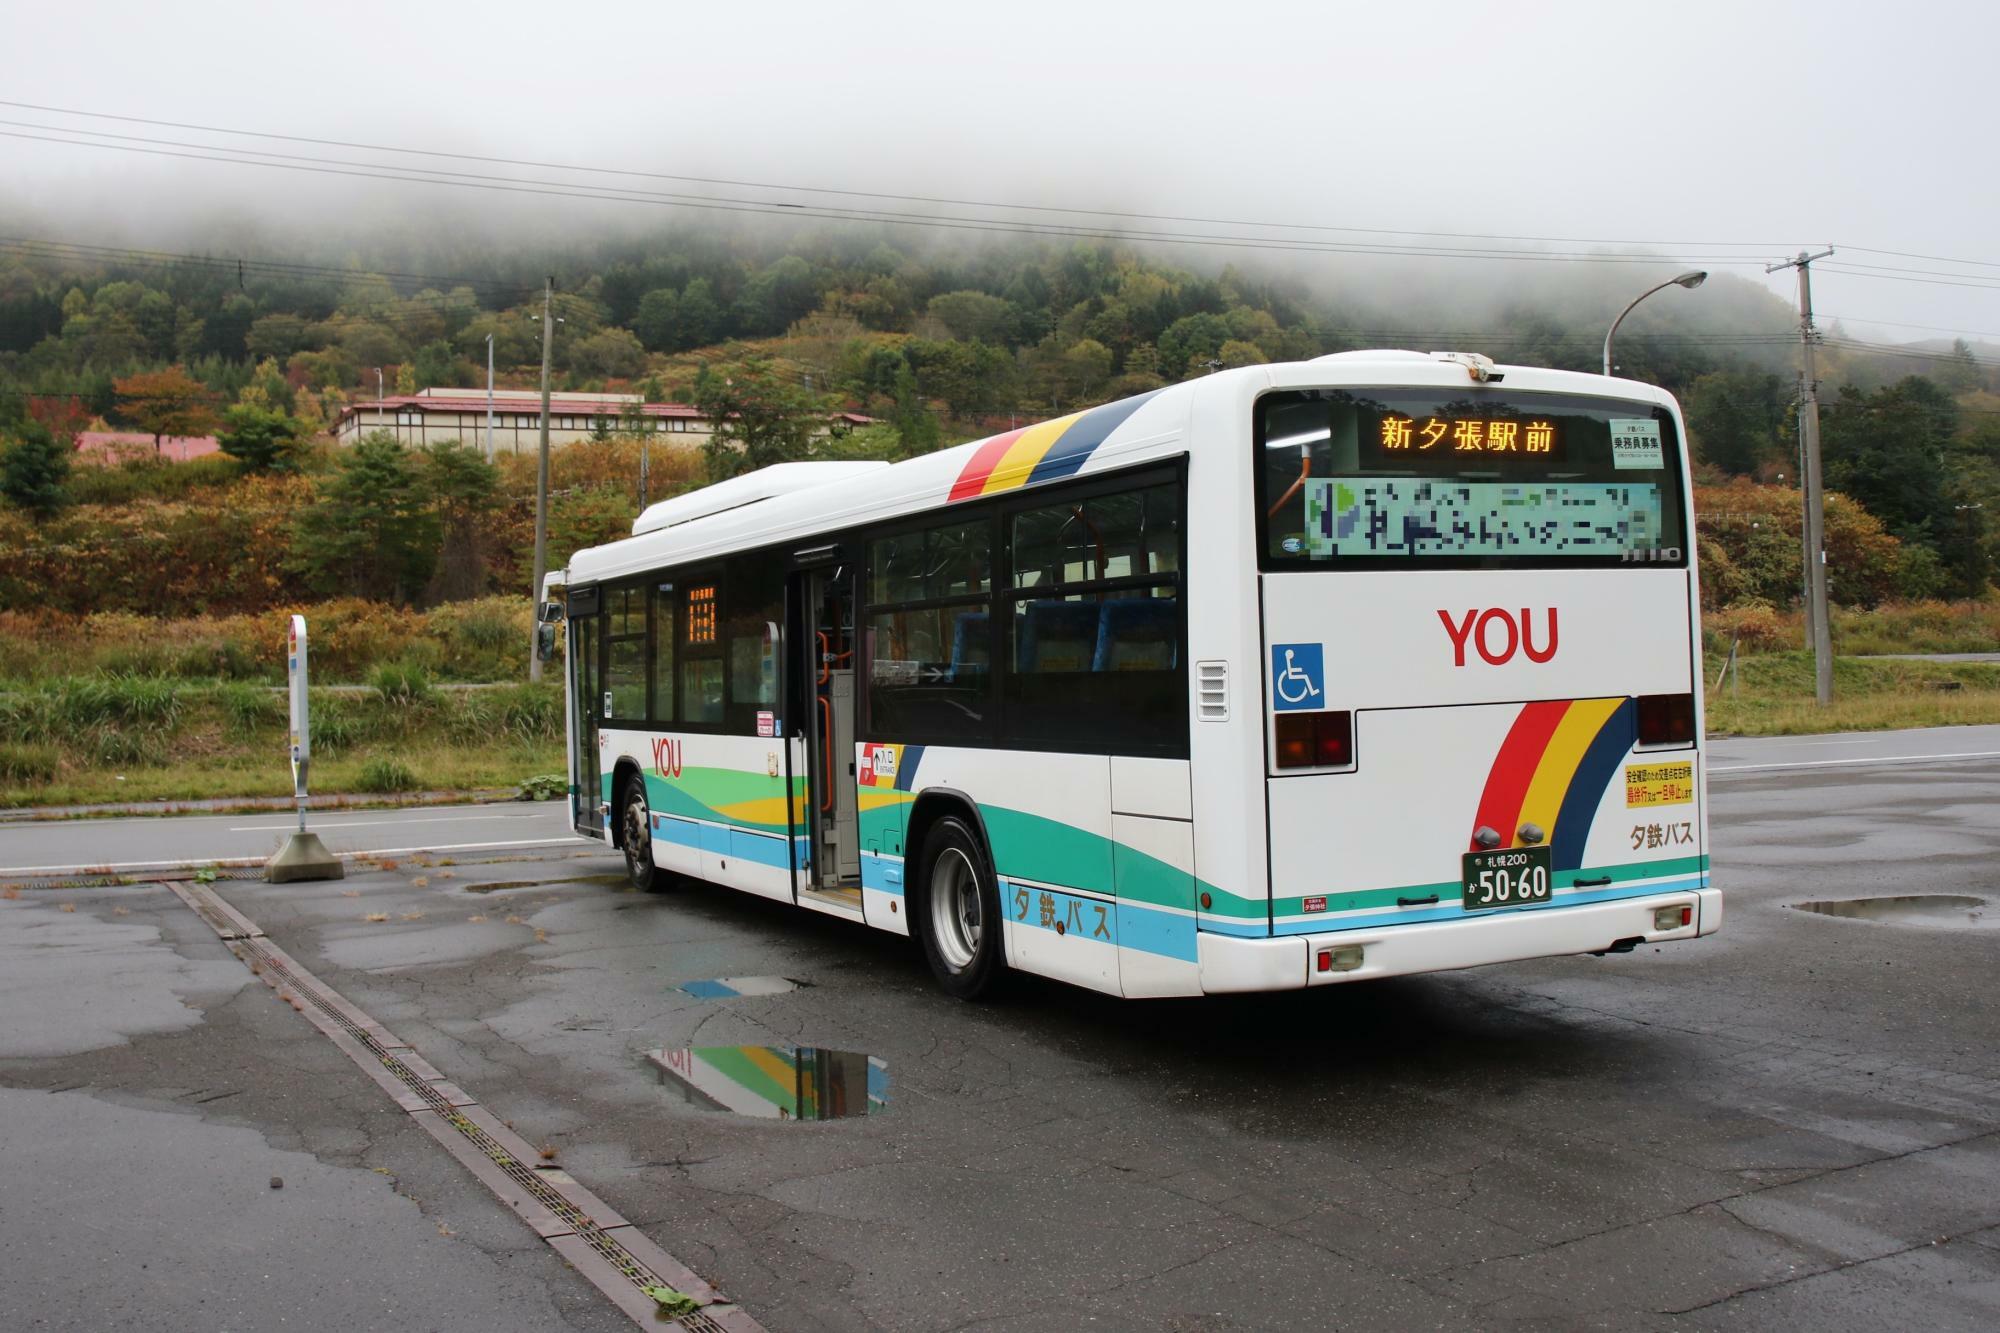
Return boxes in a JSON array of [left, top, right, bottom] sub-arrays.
[[265, 614, 343, 883]]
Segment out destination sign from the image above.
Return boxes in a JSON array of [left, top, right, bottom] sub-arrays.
[[1369, 415, 1564, 466], [686, 584, 717, 644]]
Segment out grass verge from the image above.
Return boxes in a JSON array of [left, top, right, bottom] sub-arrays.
[[0, 679, 562, 808], [4, 651, 1998, 807], [1705, 653, 2000, 735]]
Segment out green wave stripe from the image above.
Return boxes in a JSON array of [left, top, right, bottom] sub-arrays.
[[624, 766, 806, 835], [694, 1046, 796, 1112], [618, 760, 1706, 926]]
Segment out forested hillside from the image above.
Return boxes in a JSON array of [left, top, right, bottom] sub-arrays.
[[2, 224, 1996, 611]]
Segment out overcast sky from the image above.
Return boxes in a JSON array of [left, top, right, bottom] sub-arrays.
[[7, 0, 1997, 343]]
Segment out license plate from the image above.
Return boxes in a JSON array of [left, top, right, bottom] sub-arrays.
[[1461, 845, 1552, 911]]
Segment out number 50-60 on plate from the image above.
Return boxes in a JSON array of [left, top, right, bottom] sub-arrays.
[[1461, 846, 1552, 910]]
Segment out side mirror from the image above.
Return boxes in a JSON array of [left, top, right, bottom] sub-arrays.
[[536, 600, 566, 625], [535, 623, 558, 662]]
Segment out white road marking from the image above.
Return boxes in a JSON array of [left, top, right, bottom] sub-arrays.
[[227, 814, 532, 832], [1711, 750, 2000, 775], [0, 837, 582, 879]]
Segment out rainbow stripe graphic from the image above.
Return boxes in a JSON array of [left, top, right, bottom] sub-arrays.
[[947, 390, 1162, 503], [1471, 698, 1637, 870]]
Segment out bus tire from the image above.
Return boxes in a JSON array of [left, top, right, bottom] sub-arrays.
[[619, 775, 663, 893], [916, 815, 1004, 1000]]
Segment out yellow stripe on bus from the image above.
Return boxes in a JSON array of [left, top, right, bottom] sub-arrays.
[[979, 413, 1078, 495], [1517, 697, 1624, 846]]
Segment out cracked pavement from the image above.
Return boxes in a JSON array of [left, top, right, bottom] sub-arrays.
[[3, 755, 1998, 1330]]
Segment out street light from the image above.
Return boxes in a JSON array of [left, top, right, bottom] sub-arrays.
[[1602, 271, 1707, 377]]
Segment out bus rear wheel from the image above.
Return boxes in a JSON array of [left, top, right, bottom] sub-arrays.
[[620, 776, 663, 893], [917, 815, 1004, 1000]]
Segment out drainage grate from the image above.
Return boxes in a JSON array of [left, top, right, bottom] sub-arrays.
[[169, 880, 758, 1332]]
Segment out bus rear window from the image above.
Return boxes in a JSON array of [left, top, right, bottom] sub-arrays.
[[1256, 388, 1687, 569]]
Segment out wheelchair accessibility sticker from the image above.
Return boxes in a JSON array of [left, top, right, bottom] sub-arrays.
[[1270, 643, 1325, 712]]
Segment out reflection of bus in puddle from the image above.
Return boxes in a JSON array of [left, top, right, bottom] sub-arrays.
[[649, 1046, 888, 1120]]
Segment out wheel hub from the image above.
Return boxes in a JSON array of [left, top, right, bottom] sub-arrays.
[[929, 848, 982, 971]]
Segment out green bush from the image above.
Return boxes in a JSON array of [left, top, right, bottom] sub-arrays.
[[370, 661, 434, 706], [517, 772, 567, 800], [495, 682, 562, 741], [65, 454, 247, 507], [50, 675, 184, 730], [0, 742, 58, 785], [355, 756, 421, 793], [305, 690, 369, 754], [217, 682, 284, 736]]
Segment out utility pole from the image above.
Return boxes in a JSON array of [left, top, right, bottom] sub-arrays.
[[1768, 248, 1836, 705], [484, 333, 496, 459], [529, 275, 555, 683]]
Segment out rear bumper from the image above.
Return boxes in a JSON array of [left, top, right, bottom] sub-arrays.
[[1198, 887, 1721, 993]]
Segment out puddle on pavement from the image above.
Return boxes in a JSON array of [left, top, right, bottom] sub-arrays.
[[1794, 894, 1995, 929], [677, 976, 802, 999], [648, 1045, 887, 1120]]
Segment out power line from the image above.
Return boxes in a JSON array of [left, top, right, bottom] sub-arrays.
[[1839, 244, 2000, 273], [1817, 265, 2000, 293], [1815, 259, 2000, 286], [1819, 313, 2000, 341], [0, 127, 1785, 269], [0, 97, 1812, 255]]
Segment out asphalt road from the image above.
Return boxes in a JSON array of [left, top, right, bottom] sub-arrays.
[[1708, 722, 2000, 774], [0, 799, 573, 876], [5, 724, 1999, 877], [2, 733, 1998, 1330]]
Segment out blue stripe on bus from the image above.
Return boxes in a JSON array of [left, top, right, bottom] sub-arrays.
[[656, 816, 702, 849], [1024, 390, 1163, 485], [655, 815, 798, 871], [1552, 699, 1638, 871], [861, 852, 904, 896], [1115, 900, 1199, 962]]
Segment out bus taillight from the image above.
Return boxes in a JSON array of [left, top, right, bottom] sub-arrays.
[[1275, 711, 1353, 769], [1636, 693, 1696, 746]]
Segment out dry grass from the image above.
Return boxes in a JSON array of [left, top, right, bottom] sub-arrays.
[[1706, 653, 2000, 735], [1705, 598, 2000, 657]]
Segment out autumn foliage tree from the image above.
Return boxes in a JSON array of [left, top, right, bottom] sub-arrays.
[[113, 367, 217, 453], [25, 395, 90, 446]]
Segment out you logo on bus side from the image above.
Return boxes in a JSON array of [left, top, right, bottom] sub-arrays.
[[1438, 608, 1559, 667], [651, 737, 684, 778]]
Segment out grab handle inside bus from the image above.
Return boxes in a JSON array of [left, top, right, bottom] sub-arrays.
[[1268, 455, 1310, 518], [817, 695, 834, 813]]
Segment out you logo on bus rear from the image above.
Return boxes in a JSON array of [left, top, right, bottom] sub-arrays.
[[1439, 608, 1559, 666]]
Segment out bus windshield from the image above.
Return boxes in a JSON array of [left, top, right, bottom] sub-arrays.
[[1256, 387, 1688, 570]]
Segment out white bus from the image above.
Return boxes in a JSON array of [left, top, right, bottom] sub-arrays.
[[551, 350, 1716, 999]]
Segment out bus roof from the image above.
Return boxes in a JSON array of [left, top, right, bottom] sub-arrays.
[[562, 352, 1677, 587]]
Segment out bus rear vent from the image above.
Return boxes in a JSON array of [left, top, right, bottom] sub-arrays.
[[1197, 661, 1229, 721]]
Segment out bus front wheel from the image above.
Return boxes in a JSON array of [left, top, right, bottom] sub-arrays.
[[620, 776, 663, 893], [917, 815, 1004, 1000]]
